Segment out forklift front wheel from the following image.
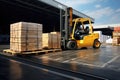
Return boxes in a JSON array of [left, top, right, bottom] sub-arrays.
[[93, 39, 101, 49], [67, 41, 77, 50]]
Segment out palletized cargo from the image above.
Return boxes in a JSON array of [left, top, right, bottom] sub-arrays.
[[42, 33, 52, 49], [50, 32, 61, 49], [114, 27, 120, 32], [10, 22, 42, 52], [42, 32, 61, 49], [113, 32, 120, 37], [112, 37, 120, 46]]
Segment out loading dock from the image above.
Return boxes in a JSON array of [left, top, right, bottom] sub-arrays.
[[0, 0, 93, 38], [0, 0, 120, 80]]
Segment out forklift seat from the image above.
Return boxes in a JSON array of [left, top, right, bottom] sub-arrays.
[[85, 26, 89, 34]]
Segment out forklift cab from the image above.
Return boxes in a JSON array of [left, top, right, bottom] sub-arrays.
[[66, 18, 101, 50], [74, 23, 89, 40], [71, 18, 93, 40]]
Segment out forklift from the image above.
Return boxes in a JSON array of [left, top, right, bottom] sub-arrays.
[[60, 7, 101, 50]]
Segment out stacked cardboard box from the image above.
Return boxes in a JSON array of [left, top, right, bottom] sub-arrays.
[[10, 22, 42, 52], [50, 32, 61, 49], [42, 33, 52, 49], [112, 27, 120, 45], [112, 37, 120, 45], [42, 32, 61, 49], [114, 26, 120, 32], [113, 32, 120, 37]]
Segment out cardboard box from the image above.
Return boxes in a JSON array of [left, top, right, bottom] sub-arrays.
[[42, 32, 61, 49], [42, 33, 52, 49], [10, 22, 42, 52], [50, 32, 61, 49]]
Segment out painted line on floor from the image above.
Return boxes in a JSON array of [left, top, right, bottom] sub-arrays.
[[71, 58, 78, 60], [54, 57, 62, 60], [62, 60, 71, 63], [76, 62, 103, 68], [101, 56, 120, 68], [62, 58, 78, 63], [0, 56, 83, 80], [63, 60, 103, 68]]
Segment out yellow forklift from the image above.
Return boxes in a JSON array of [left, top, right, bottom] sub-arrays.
[[60, 7, 101, 50]]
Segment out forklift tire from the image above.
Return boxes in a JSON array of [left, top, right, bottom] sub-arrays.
[[67, 41, 77, 50], [93, 39, 101, 49]]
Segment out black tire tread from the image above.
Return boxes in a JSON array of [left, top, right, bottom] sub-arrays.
[[67, 41, 77, 50], [93, 39, 101, 49]]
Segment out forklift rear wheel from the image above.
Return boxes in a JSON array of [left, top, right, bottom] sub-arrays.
[[67, 41, 77, 50], [93, 39, 101, 49]]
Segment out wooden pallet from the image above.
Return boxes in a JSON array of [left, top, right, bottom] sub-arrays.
[[3, 49, 62, 56]]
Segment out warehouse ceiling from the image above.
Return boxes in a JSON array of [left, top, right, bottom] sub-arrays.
[[0, 0, 95, 35], [0, 0, 61, 34], [0, 0, 111, 36]]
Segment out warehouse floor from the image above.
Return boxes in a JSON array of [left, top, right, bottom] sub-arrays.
[[0, 44, 120, 79], [37, 44, 120, 68], [32, 44, 120, 79]]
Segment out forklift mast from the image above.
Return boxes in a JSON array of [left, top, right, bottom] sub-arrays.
[[60, 7, 73, 49]]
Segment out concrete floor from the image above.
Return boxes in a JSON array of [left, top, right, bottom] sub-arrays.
[[0, 55, 74, 80], [37, 45, 120, 70], [0, 44, 120, 80], [32, 44, 120, 80]]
